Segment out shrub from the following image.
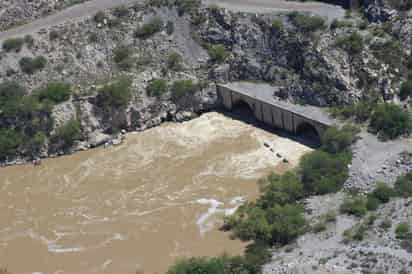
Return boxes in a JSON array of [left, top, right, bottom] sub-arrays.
[[335, 32, 363, 55], [167, 51, 183, 71], [98, 77, 132, 109], [340, 195, 367, 217], [343, 223, 367, 242], [321, 125, 358, 154], [53, 119, 81, 150], [288, 12, 325, 32], [394, 172, 412, 197], [147, 79, 168, 97], [0, 81, 26, 109], [271, 19, 283, 32], [113, 45, 134, 71], [49, 30, 59, 41], [370, 182, 394, 203], [93, 11, 106, 23], [135, 17, 163, 39], [176, 0, 201, 16], [369, 103, 411, 140], [366, 195, 380, 211], [35, 82, 71, 104], [0, 129, 23, 160], [171, 80, 198, 101], [300, 150, 351, 195], [113, 6, 129, 17], [257, 172, 304, 208], [24, 35, 34, 48], [395, 223, 410, 239], [208, 44, 228, 63], [2, 37, 24, 52], [19, 56, 47, 74], [88, 32, 98, 43], [400, 80, 412, 100]]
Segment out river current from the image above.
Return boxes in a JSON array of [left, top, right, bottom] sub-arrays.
[[0, 112, 311, 274]]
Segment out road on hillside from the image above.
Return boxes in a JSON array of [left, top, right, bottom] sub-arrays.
[[0, 0, 344, 42]]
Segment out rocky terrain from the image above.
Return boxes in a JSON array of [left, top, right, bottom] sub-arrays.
[[1, 1, 412, 273]]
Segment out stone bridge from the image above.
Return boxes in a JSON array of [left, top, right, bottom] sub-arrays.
[[217, 82, 335, 140]]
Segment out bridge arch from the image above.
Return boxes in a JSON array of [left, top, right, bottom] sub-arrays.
[[295, 121, 321, 146]]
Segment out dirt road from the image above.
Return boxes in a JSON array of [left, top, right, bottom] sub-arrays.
[[0, 0, 344, 42]]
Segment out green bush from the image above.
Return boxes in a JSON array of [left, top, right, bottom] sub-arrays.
[[35, 82, 71, 104], [53, 119, 81, 150], [147, 79, 168, 97], [166, 255, 257, 274], [113, 45, 134, 71], [135, 17, 163, 39], [335, 32, 363, 55], [395, 223, 410, 239], [369, 103, 411, 140], [340, 195, 368, 217], [24, 35, 34, 48], [400, 80, 412, 100], [330, 101, 375, 123], [171, 79, 198, 101], [343, 223, 367, 242], [321, 125, 358, 154], [49, 30, 59, 41], [98, 77, 132, 109], [288, 12, 325, 32], [370, 182, 394, 203], [208, 44, 228, 64], [2, 37, 24, 52], [0, 129, 23, 160], [366, 195, 380, 211], [19, 56, 47, 74], [257, 172, 304, 208], [300, 150, 351, 195], [271, 19, 283, 32], [394, 172, 412, 197], [0, 81, 26, 109], [167, 51, 183, 71]]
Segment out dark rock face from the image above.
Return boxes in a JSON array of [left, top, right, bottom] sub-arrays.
[[199, 10, 353, 106]]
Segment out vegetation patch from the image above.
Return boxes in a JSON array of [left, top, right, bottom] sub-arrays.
[[19, 56, 47, 74], [113, 45, 134, 71], [171, 80, 198, 101], [369, 103, 411, 140], [288, 12, 325, 32], [97, 77, 132, 109], [147, 79, 168, 97], [2, 37, 24, 52], [135, 17, 163, 39], [167, 51, 183, 71], [207, 44, 229, 64], [34, 82, 71, 104], [400, 80, 412, 100], [51, 118, 81, 151]]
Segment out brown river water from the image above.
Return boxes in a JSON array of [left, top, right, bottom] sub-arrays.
[[0, 112, 311, 274]]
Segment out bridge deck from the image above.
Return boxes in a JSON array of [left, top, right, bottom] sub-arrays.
[[220, 82, 335, 127]]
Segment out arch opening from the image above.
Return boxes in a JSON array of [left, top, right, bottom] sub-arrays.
[[296, 122, 321, 147], [231, 99, 255, 122]]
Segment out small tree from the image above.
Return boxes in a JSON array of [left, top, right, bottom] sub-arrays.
[[400, 80, 412, 100], [53, 119, 81, 150], [171, 80, 198, 101], [395, 223, 410, 239], [369, 103, 411, 140], [19, 56, 47, 74], [208, 45, 228, 64], [35, 82, 71, 104], [147, 79, 168, 97], [167, 51, 183, 71], [135, 17, 163, 39], [98, 77, 132, 109]]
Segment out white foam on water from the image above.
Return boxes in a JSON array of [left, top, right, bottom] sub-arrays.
[[194, 197, 246, 236]]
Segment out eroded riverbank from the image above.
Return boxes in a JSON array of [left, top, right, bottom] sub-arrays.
[[0, 112, 312, 274]]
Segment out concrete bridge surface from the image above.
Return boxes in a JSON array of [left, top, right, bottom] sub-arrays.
[[217, 82, 335, 139]]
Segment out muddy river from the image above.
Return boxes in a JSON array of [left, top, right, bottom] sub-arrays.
[[0, 112, 311, 274]]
